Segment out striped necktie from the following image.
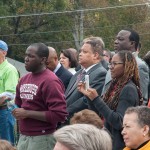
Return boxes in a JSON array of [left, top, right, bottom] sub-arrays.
[[76, 70, 86, 83], [66, 70, 86, 96]]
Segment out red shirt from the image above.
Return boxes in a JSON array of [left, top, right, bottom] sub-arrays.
[[15, 69, 68, 136]]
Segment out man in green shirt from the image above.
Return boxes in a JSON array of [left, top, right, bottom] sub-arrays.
[[0, 40, 19, 145]]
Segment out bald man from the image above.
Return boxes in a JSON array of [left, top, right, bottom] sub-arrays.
[[47, 47, 73, 90]]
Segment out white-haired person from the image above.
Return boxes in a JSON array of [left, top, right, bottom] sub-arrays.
[[0, 140, 16, 150], [53, 124, 112, 150], [122, 106, 150, 150]]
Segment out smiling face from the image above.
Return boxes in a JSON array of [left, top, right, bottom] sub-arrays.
[[109, 53, 124, 79], [114, 30, 133, 52], [122, 113, 146, 149]]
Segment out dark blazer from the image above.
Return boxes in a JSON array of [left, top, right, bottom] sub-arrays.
[[89, 80, 140, 150], [101, 59, 109, 70], [102, 55, 149, 105], [55, 65, 73, 90], [65, 62, 107, 118]]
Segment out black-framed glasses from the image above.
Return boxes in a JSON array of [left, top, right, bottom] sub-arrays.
[[108, 62, 124, 68]]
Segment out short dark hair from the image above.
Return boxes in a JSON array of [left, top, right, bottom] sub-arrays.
[[124, 28, 140, 50], [30, 43, 49, 59]]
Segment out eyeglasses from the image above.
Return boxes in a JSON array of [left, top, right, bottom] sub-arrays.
[[108, 62, 124, 68]]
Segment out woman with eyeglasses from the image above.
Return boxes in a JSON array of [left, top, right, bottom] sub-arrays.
[[77, 50, 142, 150]]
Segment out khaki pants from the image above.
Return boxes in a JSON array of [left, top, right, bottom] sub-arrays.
[[17, 134, 56, 150]]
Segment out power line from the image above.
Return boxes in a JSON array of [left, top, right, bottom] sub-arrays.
[[7, 32, 150, 46], [1, 21, 150, 37], [0, 3, 149, 19], [0, 3, 149, 46]]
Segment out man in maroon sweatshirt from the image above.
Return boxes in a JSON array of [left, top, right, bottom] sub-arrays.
[[13, 43, 68, 150]]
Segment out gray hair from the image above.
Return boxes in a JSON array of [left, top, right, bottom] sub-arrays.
[[125, 106, 150, 135], [53, 124, 112, 150], [82, 36, 105, 57]]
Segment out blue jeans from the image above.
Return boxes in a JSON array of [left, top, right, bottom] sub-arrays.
[[0, 108, 15, 145]]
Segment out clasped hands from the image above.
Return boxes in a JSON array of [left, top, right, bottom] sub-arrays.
[[77, 81, 98, 101]]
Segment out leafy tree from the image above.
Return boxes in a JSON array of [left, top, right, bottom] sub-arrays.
[[0, 0, 149, 61]]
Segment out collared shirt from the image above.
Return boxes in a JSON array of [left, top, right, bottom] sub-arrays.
[[0, 59, 19, 104], [54, 62, 61, 73], [0, 59, 19, 94], [84, 63, 98, 73], [132, 51, 139, 57]]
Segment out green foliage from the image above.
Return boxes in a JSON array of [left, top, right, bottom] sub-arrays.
[[0, 0, 149, 61]]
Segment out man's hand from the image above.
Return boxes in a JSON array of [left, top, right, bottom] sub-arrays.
[[0, 96, 10, 106], [12, 108, 28, 120]]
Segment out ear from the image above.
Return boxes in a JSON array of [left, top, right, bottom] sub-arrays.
[[2, 51, 7, 56], [54, 56, 58, 61], [45, 59, 49, 66], [130, 41, 135, 46], [142, 125, 150, 136], [41, 57, 47, 65], [93, 52, 99, 58]]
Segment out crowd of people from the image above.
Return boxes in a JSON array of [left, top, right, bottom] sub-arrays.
[[0, 28, 149, 150]]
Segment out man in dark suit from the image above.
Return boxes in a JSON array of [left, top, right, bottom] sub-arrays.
[[65, 37, 107, 119], [47, 47, 73, 90]]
